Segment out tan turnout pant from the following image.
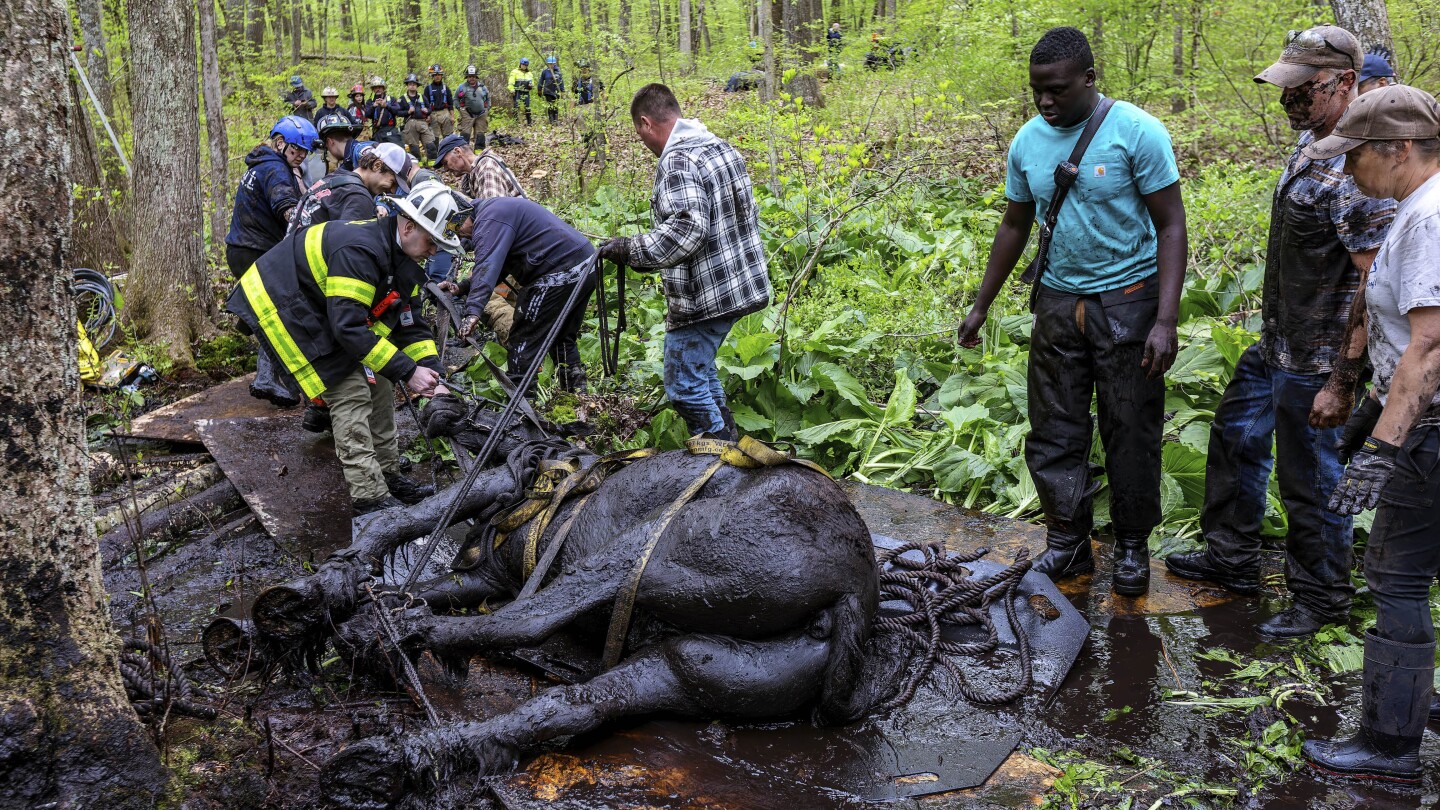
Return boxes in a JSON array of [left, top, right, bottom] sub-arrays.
[[324, 367, 399, 502], [429, 109, 455, 138], [457, 109, 489, 145], [403, 118, 436, 159]]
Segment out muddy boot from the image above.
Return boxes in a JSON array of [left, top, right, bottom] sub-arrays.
[[557, 363, 588, 394], [353, 494, 404, 517], [1111, 529, 1151, 597], [1031, 522, 1093, 581], [1302, 632, 1432, 783], [424, 140, 438, 162]]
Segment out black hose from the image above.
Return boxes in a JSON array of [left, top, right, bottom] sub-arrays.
[[72, 267, 117, 350]]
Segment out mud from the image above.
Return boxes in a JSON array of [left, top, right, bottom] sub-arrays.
[[103, 465, 1440, 808]]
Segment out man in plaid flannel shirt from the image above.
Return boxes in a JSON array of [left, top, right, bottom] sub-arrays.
[[436, 134, 527, 342], [599, 83, 771, 439]]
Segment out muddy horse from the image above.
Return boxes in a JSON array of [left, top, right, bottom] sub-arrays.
[[230, 397, 1030, 808]]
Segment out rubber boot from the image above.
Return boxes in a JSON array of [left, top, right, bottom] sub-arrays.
[[424, 140, 438, 162], [1031, 521, 1094, 581], [1111, 529, 1151, 597], [1302, 631, 1432, 783]]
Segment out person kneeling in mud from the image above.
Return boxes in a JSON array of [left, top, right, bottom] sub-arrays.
[[443, 196, 596, 392]]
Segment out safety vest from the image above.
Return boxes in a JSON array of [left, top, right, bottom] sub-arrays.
[[225, 218, 438, 399]]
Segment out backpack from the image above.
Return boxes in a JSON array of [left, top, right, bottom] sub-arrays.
[[288, 171, 367, 235]]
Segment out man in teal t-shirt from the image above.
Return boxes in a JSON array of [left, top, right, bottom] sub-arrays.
[[958, 26, 1188, 596]]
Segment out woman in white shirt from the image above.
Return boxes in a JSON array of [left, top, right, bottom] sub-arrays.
[[1298, 84, 1440, 783]]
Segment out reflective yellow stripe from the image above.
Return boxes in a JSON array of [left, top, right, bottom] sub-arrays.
[[240, 266, 325, 399], [411, 284, 420, 297], [327, 275, 376, 305], [363, 339, 399, 370], [403, 340, 438, 362], [304, 224, 328, 288], [370, 321, 392, 338]]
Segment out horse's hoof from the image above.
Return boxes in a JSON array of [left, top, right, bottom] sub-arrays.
[[320, 738, 410, 810]]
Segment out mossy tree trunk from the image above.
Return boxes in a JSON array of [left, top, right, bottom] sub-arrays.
[[124, 0, 212, 370], [0, 0, 168, 807]]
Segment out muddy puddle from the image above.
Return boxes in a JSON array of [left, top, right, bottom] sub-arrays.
[[103, 464, 1440, 809]]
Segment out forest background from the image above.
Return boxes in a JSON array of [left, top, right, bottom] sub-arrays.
[[68, 0, 1435, 550]]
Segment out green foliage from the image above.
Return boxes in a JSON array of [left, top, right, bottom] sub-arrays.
[[548, 148, 1282, 540]]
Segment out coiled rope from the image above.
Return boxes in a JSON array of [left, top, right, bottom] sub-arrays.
[[875, 542, 1034, 709], [121, 637, 216, 720]]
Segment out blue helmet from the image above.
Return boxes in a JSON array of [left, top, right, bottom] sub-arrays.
[[520, 57, 530, 66], [290, 75, 304, 87], [546, 55, 558, 65], [271, 115, 319, 151]]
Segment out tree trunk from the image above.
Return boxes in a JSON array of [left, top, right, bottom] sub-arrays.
[[75, 0, 116, 119], [697, 0, 711, 52], [1330, 0, 1392, 53], [1171, 12, 1186, 113], [760, 0, 775, 100], [291, 0, 303, 65], [126, 0, 211, 368], [679, 0, 692, 70], [403, 0, 421, 72], [340, 0, 352, 33], [0, 1, 168, 808], [1091, 12, 1104, 81], [200, 0, 231, 263], [246, 0, 267, 47]]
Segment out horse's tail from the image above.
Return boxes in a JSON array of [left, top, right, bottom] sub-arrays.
[[813, 592, 871, 725]]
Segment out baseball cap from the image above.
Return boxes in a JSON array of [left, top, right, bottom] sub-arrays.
[[435, 134, 470, 165], [1254, 25, 1362, 88], [365, 142, 411, 189], [1360, 52, 1396, 84], [1302, 84, 1440, 160]]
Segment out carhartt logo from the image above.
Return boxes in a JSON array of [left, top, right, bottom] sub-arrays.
[[1094, 165, 1107, 177]]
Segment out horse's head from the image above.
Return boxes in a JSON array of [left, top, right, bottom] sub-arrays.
[[421, 395, 548, 460]]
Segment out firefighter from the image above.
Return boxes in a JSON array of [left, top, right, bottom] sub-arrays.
[[509, 57, 535, 126], [456, 64, 493, 149], [225, 180, 463, 515], [424, 64, 456, 139], [400, 73, 437, 163], [366, 77, 404, 146], [540, 56, 564, 125]]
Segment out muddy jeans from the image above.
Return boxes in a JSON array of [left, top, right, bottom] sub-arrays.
[[1363, 424, 1440, 644], [664, 316, 739, 437], [1026, 280, 1165, 537], [1200, 344, 1354, 618], [323, 367, 399, 502]]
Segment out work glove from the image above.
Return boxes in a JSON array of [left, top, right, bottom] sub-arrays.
[[597, 237, 630, 266], [1336, 396, 1383, 464], [458, 314, 481, 338], [1327, 436, 1399, 515]]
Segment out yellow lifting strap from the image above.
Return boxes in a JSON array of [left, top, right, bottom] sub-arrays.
[[599, 436, 833, 670], [490, 448, 659, 554], [684, 434, 833, 478]]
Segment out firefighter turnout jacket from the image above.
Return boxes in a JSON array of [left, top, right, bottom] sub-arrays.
[[225, 216, 440, 400]]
